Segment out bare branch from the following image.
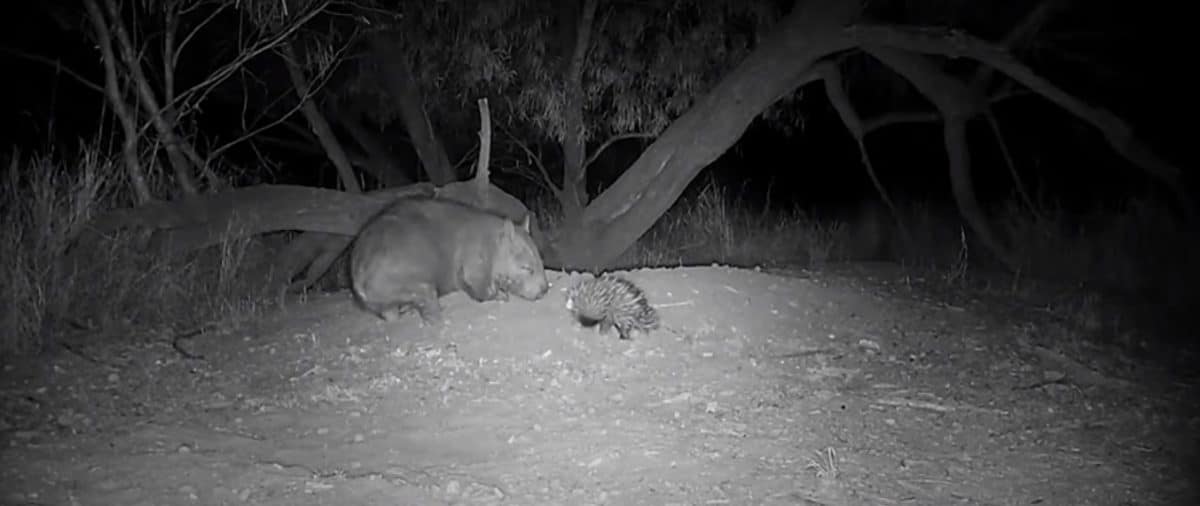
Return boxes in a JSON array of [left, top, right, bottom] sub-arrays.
[[173, 3, 230, 74], [499, 124, 560, 197], [987, 87, 1033, 105], [862, 111, 940, 133], [969, 0, 1065, 90], [162, 0, 332, 137], [984, 110, 1042, 219], [814, 60, 913, 250], [82, 0, 151, 204], [162, 4, 178, 104], [851, 23, 1192, 212], [860, 88, 1032, 134], [0, 48, 105, 95], [866, 45, 1018, 267], [207, 36, 352, 160], [281, 40, 361, 193], [100, 0, 198, 195]]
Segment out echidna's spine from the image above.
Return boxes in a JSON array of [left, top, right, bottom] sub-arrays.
[[565, 274, 659, 340]]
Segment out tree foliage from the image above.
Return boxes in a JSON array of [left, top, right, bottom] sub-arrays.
[[343, 0, 781, 152]]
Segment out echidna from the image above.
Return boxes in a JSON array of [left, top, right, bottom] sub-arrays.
[[564, 274, 660, 340]]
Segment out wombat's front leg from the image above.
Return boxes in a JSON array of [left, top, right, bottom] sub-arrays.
[[412, 283, 443, 326]]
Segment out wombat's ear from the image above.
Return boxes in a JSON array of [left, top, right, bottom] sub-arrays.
[[518, 213, 531, 234]]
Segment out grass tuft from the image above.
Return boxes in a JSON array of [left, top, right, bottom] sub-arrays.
[[0, 147, 281, 358]]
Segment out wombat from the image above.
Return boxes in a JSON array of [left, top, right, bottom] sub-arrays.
[[350, 196, 549, 324]]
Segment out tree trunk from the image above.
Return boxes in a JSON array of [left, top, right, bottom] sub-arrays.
[[99, 0, 198, 197], [70, 184, 429, 255], [551, 0, 861, 268], [65, 184, 435, 293], [555, 0, 597, 226], [283, 42, 362, 194], [372, 35, 455, 185]]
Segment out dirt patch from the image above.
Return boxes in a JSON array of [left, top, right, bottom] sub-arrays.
[[2, 265, 1196, 505]]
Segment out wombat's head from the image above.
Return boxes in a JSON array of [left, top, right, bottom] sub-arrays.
[[491, 214, 549, 301]]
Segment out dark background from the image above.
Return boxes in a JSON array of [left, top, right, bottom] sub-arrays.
[[1, 1, 1193, 218]]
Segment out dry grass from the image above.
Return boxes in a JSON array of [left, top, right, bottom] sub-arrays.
[[6, 144, 1194, 358], [0, 147, 280, 358], [1, 147, 114, 355], [622, 181, 825, 268]]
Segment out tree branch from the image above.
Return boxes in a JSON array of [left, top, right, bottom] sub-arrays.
[[851, 23, 1192, 214], [0, 48, 105, 95], [173, 3, 229, 73], [499, 124, 560, 198], [968, 0, 1066, 91], [860, 88, 1031, 134], [82, 0, 151, 204], [100, 0, 197, 196], [862, 111, 940, 133], [162, 0, 331, 140], [866, 45, 1017, 267], [281, 40, 361, 193], [814, 60, 913, 251], [207, 35, 350, 161]]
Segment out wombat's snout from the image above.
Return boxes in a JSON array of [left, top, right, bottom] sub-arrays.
[[518, 274, 550, 300], [523, 274, 547, 298]]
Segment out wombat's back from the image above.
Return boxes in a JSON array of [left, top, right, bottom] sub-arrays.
[[350, 197, 547, 323]]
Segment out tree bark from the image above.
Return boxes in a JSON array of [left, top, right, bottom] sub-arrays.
[[283, 41, 362, 194], [371, 35, 455, 185], [551, 0, 861, 268]]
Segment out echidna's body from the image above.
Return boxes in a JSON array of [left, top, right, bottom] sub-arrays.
[[564, 274, 659, 340]]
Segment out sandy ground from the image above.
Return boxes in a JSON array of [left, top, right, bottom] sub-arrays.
[[1, 264, 1196, 505]]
